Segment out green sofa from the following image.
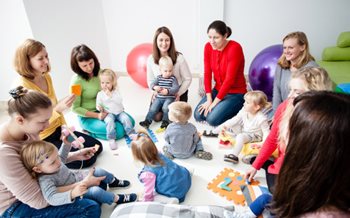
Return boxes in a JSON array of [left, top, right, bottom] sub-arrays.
[[318, 31, 350, 91]]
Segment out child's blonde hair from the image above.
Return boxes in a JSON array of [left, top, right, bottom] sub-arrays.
[[131, 131, 164, 166], [21, 140, 57, 178], [244, 90, 271, 111], [99, 69, 118, 91], [158, 56, 173, 70], [279, 67, 332, 149], [168, 101, 192, 123]]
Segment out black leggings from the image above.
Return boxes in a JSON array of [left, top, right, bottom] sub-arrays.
[[44, 127, 103, 169]]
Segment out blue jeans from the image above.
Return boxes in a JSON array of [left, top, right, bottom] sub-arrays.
[[1, 198, 100, 218], [78, 112, 135, 140], [82, 167, 115, 205], [104, 112, 136, 139], [249, 193, 272, 216], [146, 97, 174, 122], [194, 89, 244, 126]]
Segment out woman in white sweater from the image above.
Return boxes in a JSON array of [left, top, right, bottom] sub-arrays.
[[147, 26, 192, 121]]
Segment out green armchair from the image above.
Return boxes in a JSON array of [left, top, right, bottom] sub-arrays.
[[318, 31, 350, 91]]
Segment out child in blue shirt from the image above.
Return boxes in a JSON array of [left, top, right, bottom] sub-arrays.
[[131, 131, 191, 203]]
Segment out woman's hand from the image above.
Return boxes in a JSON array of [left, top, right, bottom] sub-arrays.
[[55, 94, 76, 113], [175, 93, 180, 101], [245, 168, 258, 183], [159, 88, 168, 96], [71, 182, 88, 199], [82, 168, 106, 187], [98, 111, 108, 120]]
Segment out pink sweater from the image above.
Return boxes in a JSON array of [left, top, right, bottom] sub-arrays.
[[204, 41, 246, 100], [252, 100, 289, 174], [0, 135, 48, 214]]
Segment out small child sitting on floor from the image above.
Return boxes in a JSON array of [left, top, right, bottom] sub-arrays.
[[212, 91, 270, 164], [21, 140, 137, 206], [163, 101, 213, 160], [96, 69, 136, 150], [139, 56, 179, 131], [131, 131, 191, 203]]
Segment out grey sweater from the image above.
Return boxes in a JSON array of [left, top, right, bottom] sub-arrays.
[[164, 122, 203, 158], [272, 61, 318, 114], [38, 144, 87, 206]]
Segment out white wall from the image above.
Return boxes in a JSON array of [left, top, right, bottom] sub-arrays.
[[0, 0, 33, 100], [22, 0, 111, 99], [225, 0, 350, 73]]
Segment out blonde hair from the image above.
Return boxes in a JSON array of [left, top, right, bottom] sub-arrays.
[[131, 131, 163, 166], [158, 56, 173, 71], [99, 69, 118, 91], [278, 32, 315, 69], [244, 91, 271, 111], [168, 101, 192, 123], [21, 140, 57, 178], [278, 67, 332, 149], [14, 39, 51, 80]]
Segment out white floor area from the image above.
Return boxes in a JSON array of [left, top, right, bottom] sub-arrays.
[[60, 76, 267, 217]]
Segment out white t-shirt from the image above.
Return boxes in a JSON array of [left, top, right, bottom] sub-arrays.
[[96, 89, 124, 115]]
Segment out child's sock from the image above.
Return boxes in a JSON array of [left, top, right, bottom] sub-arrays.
[[115, 193, 138, 204], [109, 177, 130, 188], [108, 139, 118, 150]]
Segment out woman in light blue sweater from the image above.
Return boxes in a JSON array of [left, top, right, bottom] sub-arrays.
[[272, 31, 318, 117]]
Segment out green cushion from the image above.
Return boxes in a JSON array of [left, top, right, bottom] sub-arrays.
[[322, 46, 350, 61], [317, 61, 350, 86], [337, 31, 350, 48]]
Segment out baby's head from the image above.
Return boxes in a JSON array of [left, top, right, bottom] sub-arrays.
[[243, 91, 269, 114], [99, 69, 117, 92], [168, 101, 192, 123], [131, 131, 163, 166], [21, 140, 61, 178], [159, 56, 173, 79]]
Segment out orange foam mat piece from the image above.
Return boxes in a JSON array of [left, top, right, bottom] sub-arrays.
[[207, 168, 260, 206]]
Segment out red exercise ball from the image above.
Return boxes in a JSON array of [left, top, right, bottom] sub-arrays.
[[126, 43, 153, 88]]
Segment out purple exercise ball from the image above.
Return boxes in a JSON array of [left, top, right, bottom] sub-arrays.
[[248, 44, 283, 101]]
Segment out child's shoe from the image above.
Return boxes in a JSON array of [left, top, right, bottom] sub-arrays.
[[202, 130, 218, 137], [194, 150, 213, 160], [219, 140, 232, 149], [116, 193, 138, 205], [162, 146, 174, 160], [109, 177, 130, 188], [224, 153, 239, 164], [108, 139, 118, 150], [139, 120, 151, 129]]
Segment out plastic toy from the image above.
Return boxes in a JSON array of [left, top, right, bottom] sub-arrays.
[[70, 84, 82, 96], [207, 168, 260, 206]]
